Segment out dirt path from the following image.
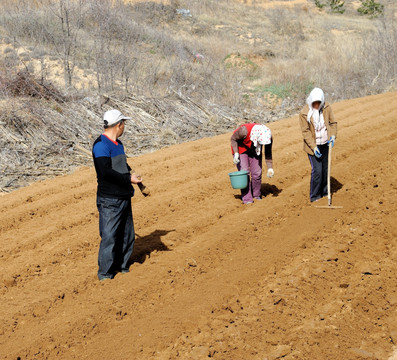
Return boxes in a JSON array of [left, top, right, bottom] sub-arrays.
[[1, 92, 396, 359]]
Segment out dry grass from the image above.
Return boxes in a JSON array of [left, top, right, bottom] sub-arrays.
[[0, 64, 247, 192], [0, 0, 395, 191], [0, 0, 395, 106]]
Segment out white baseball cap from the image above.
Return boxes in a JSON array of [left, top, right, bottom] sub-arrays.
[[103, 109, 131, 127]]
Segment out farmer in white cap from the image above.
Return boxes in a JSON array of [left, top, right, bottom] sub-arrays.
[[299, 88, 337, 202], [231, 123, 274, 204], [92, 109, 142, 280]]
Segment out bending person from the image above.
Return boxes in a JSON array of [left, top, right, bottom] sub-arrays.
[[299, 88, 337, 203], [231, 123, 274, 204]]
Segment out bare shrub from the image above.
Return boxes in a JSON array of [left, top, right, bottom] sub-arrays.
[[182, 0, 225, 17], [3, 54, 19, 69], [0, 10, 57, 46], [268, 8, 306, 58], [1, 0, 89, 88], [0, 0, 243, 105], [3, 47, 15, 54], [362, 16, 397, 92], [0, 0, 394, 110], [265, 12, 396, 103], [132, 1, 178, 25], [0, 68, 65, 101], [270, 8, 305, 37]]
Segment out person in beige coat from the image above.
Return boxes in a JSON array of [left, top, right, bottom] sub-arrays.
[[299, 88, 337, 202]]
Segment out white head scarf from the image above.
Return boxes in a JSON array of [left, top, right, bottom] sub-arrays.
[[250, 124, 272, 155], [306, 88, 325, 131]]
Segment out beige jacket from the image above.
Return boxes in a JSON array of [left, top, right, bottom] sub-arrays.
[[299, 102, 337, 155]]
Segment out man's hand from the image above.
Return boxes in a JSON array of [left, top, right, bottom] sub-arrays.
[[233, 153, 240, 165], [314, 147, 322, 158], [267, 168, 274, 178], [131, 173, 143, 184], [328, 135, 335, 148]]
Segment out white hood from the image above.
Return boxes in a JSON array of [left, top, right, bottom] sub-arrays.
[[306, 88, 325, 128], [306, 88, 325, 110]]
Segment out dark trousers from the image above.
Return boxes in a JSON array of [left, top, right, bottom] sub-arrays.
[[97, 196, 135, 280], [308, 143, 329, 202]]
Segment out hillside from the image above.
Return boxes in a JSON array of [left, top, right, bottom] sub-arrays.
[[1, 92, 396, 359], [0, 0, 395, 193]]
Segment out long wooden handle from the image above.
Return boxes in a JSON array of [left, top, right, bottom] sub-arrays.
[[327, 144, 332, 206]]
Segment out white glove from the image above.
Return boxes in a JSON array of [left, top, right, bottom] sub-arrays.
[[233, 153, 240, 165], [267, 168, 274, 178]]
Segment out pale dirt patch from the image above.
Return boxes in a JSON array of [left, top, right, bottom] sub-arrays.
[[389, 348, 397, 360]]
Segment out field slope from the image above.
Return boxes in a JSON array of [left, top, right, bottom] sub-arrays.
[[1, 92, 397, 359]]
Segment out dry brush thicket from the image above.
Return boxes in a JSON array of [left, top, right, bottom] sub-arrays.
[[0, 0, 395, 191], [0, 69, 253, 191]]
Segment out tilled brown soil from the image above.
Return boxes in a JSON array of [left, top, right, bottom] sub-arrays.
[[0, 92, 396, 359]]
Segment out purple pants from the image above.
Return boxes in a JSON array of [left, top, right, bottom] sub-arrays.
[[237, 151, 262, 203]]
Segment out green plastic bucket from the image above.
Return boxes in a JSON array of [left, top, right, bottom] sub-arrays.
[[228, 170, 249, 189]]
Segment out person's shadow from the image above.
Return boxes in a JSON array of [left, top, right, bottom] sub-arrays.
[[261, 183, 282, 197], [331, 177, 343, 194], [128, 229, 174, 265], [234, 183, 282, 200]]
